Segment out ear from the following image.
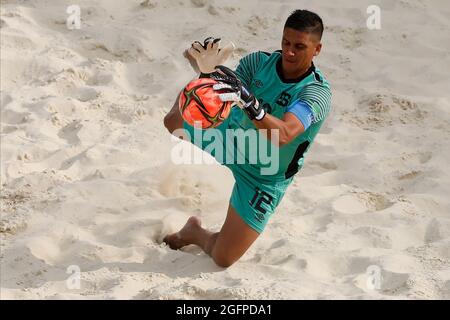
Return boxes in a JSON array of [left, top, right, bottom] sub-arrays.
[[314, 42, 322, 56]]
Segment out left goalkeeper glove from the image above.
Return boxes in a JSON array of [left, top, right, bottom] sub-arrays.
[[185, 37, 235, 74], [210, 65, 266, 121]]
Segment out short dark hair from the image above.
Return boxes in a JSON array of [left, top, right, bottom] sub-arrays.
[[284, 10, 324, 41]]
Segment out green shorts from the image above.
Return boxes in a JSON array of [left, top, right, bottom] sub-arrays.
[[183, 120, 292, 233]]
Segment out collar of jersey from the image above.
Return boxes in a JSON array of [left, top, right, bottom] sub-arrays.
[[275, 50, 316, 84]]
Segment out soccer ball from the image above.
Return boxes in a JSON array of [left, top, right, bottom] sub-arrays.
[[178, 78, 232, 129]]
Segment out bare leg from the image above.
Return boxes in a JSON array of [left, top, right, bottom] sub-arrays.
[[163, 205, 260, 267]]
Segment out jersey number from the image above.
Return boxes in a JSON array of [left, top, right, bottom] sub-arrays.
[[249, 187, 273, 215]]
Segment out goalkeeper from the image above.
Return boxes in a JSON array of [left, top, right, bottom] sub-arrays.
[[163, 10, 332, 268]]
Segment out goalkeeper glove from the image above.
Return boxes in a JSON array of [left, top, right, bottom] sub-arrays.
[[210, 65, 266, 121], [184, 37, 235, 74]]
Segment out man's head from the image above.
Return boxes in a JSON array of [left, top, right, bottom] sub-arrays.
[[281, 10, 323, 78]]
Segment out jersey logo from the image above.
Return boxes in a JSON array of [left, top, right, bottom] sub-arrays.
[[254, 79, 263, 88], [276, 91, 291, 107]]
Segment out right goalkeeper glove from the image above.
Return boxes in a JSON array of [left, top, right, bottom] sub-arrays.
[[210, 65, 266, 121]]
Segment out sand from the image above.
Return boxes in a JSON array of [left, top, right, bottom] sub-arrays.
[[1, 0, 449, 299]]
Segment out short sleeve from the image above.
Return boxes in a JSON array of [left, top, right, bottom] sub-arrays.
[[297, 84, 332, 123]]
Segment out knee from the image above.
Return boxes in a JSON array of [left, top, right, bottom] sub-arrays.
[[164, 112, 184, 135], [163, 113, 174, 133], [212, 253, 236, 268]]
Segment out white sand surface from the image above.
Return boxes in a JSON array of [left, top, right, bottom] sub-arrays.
[[1, 0, 449, 299]]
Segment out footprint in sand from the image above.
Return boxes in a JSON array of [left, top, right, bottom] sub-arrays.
[[352, 94, 428, 130], [332, 191, 393, 214], [326, 26, 367, 50], [424, 218, 442, 244], [353, 269, 410, 295], [305, 255, 375, 280], [75, 87, 99, 102], [379, 270, 411, 295], [57, 120, 82, 145], [1, 109, 31, 125], [351, 226, 392, 249], [272, 254, 308, 271], [332, 194, 367, 214]]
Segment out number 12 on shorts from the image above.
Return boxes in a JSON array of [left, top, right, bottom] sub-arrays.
[[249, 187, 273, 222]]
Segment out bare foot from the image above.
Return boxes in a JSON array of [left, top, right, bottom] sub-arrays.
[[163, 216, 202, 250]]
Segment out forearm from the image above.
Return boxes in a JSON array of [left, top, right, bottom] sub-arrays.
[[253, 114, 289, 146], [208, 66, 303, 146]]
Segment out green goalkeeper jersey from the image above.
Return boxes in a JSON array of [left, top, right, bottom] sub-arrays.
[[228, 50, 332, 181]]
